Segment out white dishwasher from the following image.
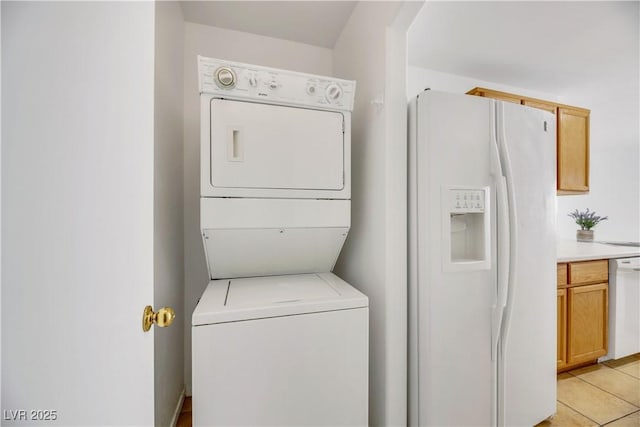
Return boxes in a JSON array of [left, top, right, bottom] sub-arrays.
[[608, 257, 640, 359]]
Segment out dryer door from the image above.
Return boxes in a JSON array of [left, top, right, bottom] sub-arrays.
[[209, 99, 345, 192]]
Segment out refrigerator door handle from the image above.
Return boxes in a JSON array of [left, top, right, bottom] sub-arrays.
[[492, 176, 510, 361], [496, 101, 520, 347], [489, 105, 504, 179], [495, 101, 523, 427], [490, 103, 509, 361]]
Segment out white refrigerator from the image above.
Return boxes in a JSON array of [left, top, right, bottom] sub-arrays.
[[408, 90, 557, 426]]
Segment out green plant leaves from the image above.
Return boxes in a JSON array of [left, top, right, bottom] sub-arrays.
[[568, 208, 608, 231]]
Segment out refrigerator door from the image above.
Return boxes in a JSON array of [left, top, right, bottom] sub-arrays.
[[496, 102, 557, 426], [409, 91, 498, 426]]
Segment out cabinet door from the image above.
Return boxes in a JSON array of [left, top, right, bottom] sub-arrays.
[[558, 107, 590, 193], [567, 283, 608, 365], [557, 289, 567, 369]]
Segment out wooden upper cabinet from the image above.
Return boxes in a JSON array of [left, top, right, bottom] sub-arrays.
[[466, 87, 590, 195], [558, 107, 590, 193], [523, 99, 557, 115], [467, 87, 521, 104]]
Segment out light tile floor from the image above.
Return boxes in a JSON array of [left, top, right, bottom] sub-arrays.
[[179, 354, 640, 427], [537, 353, 640, 427]]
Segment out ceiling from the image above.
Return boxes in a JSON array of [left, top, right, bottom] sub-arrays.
[[408, 1, 639, 94], [180, 1, 357, 49], [179, 1, 638, 95]]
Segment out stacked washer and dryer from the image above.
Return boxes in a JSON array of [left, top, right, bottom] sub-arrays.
[[192, 57, 368, 426]]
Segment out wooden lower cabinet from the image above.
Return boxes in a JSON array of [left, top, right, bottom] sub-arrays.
[[567, 283, 608, 365], [557, 288, 567, 369], [557, 260, 608, 372]]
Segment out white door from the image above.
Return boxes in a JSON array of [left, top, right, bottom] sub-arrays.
[[2, 2, 161, 425], [210, 99, 345, 191]]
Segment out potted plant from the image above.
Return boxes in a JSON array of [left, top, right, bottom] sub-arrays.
[[568, 208, 608, 242]]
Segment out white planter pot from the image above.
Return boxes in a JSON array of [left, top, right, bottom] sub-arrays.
[[577, 230, 594, 242]]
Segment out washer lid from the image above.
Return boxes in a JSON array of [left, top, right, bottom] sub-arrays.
[[192, 272, 368, 326]]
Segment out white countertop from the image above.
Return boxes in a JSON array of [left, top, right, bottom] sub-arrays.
[[557, 240, 640, 263]]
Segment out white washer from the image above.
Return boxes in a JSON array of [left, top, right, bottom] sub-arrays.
[[192, 273, 369, 426]]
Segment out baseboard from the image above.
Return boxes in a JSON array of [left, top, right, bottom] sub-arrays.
[[171, 388, 186, 427]]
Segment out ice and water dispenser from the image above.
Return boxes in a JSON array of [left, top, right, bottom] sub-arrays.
[[443, 187, 491, 271]]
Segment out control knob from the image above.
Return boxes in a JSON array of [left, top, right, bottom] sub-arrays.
[[325, 83, 343, 102], [215, 67, 236, 88]]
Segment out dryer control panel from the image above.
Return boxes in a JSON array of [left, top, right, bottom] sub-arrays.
[[198, 56, 355, 112]]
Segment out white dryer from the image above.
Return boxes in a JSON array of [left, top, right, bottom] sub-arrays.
[[198, 56, 354, 279], [193, 57, 368, 426], [199, 56, 352, 201]]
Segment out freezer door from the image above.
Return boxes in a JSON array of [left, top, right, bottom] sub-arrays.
[[497, 101, 557, 426], [209, 99, 345, 191], [409, 91, 497, 427]]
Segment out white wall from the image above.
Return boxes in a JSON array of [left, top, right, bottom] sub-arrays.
[[556, 80, 640, 242], [154, 2, 185, 425], [0, 1, 3, 411], [182, 22, 333, 394], [407, 66, 559, 101], [333, 3, 421, 425], [2, 2, 156, 424]]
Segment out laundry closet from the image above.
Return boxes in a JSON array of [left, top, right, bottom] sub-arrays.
[[191, 56, 368, 425]]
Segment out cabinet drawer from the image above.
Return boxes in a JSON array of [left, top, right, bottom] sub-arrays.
[[557, 263, 568, 287], [569, 260, 608, 284]]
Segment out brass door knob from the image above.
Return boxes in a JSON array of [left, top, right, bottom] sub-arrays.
[[142, 306, 175, 332]]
